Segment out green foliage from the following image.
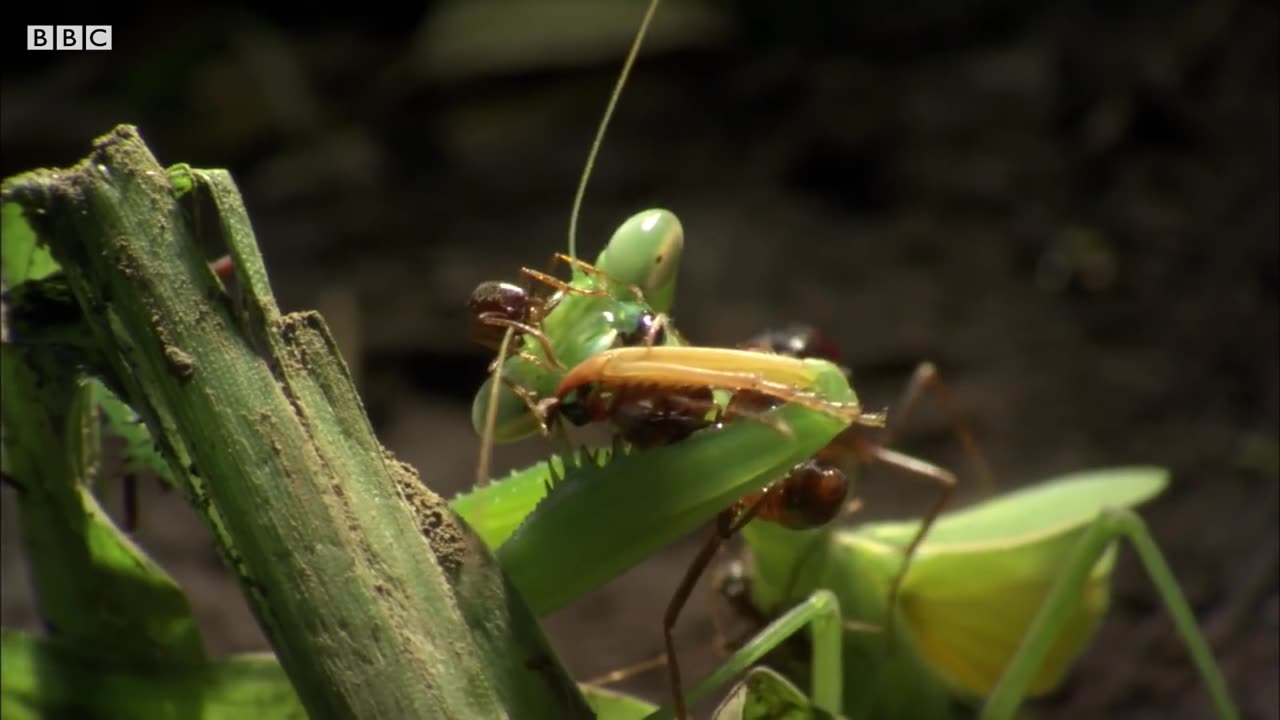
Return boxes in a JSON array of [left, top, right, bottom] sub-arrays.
[[1, 201, 59, 288], [91, 378, 175, 484], [1, 632, 305, 720]]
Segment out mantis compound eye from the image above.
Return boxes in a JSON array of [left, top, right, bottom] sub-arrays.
[[617, 311, 666, 347]]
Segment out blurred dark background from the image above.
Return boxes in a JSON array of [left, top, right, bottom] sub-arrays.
[[2, 1, 1277, 718]]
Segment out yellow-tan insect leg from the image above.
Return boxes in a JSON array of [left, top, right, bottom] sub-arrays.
[[478, 315, 566, 371], [551, 252, 650, 302]]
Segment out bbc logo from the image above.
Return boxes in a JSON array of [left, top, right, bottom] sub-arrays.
[[27, 25, 113, 51]]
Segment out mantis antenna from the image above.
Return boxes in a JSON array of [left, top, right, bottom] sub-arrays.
[[476, 0, 660, 488], [567, 0, 661, 262]]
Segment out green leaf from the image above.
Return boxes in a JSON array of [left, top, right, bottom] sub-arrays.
[[1, 348, 204, 666], [1, 630, 306, 720], [91, 378, 175, 485], [1, 201, 60, 288]]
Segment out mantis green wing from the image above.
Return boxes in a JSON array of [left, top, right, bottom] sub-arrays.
[[854, 467, 1166, 699], [737, 467, 1238, 720]]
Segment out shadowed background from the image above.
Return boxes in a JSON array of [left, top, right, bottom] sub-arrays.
[[2, 1, 1277, 718]]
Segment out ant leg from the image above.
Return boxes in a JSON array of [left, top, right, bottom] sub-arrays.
[[550, 252, 649, 302], [495, 376, 551, 437], [122, 474, 139, 532], [664, 489, 776, 720], [847, 432, 957, 642], [520, 268, 606, 297], [514, 351, 559, 374], [477, 315, 566, 370], [522, 253, 614, 299], [883, 361, 995, 495]]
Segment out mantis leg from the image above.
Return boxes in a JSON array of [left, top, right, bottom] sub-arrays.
[[587, 585, 864, 711], [644, 589, 846, 720], [687, 589, 845, 718], [981, 508, 1240, 720], [882, 361, 995, 495]]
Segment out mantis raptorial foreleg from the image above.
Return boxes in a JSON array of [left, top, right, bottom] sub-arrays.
[[981, 507, 1239, 720]]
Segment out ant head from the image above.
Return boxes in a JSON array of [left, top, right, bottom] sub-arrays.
[[469, 281, 529, 319], [775, 460, 849, 530], [552, 385, 596, 427]]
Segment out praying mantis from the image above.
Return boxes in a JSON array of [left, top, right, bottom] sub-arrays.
[[450, 221, 1239, 719], [446, 1, 1241, 718]]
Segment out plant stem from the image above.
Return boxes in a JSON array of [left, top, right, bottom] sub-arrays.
[[2, 125, 590, 719]]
